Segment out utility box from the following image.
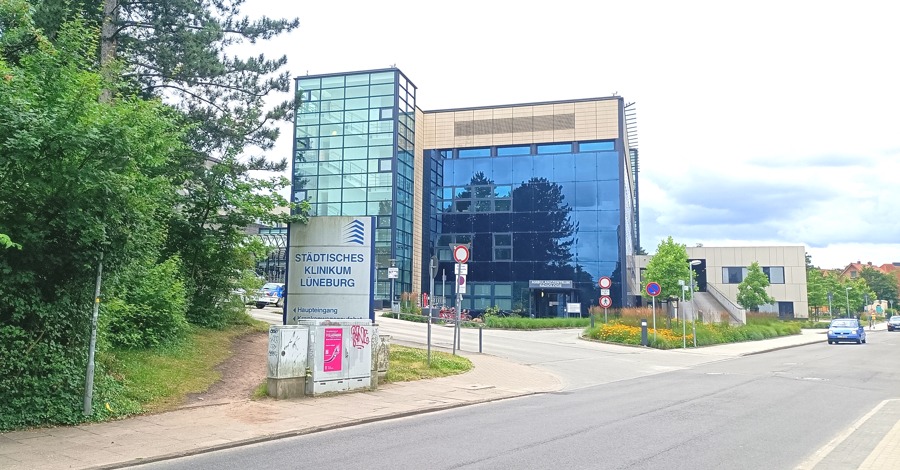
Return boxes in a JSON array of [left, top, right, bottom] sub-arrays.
[[267, 325, 309, 398], [305, 320, 375, 396]]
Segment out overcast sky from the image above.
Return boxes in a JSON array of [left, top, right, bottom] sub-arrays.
[[241, 0, 900, 270]]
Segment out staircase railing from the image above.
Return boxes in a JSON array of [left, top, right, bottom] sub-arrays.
[[706, 283, 746, 325]]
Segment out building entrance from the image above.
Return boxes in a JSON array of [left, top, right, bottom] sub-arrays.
[[528, 279, 577, 318]]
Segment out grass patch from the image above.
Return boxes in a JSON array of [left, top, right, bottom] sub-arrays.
[[252, 381, 268, 399], [384, 345, 472, 382], [102, 324, 261, 413]]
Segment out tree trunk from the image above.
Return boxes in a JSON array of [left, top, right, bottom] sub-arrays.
[[99, 0, 118, 103]]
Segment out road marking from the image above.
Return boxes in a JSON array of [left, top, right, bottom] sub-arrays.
[[795, 399, 894, 469]]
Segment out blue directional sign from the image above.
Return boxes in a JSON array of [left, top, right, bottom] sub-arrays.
[[646, 282, 661, 297]]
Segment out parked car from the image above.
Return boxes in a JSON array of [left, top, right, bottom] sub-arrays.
[[887, 316, 900, 332], [255, 282, 285, 309], [827, 318, 866, 344]]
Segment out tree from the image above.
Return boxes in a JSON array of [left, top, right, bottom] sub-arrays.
[[737, 262, 775, 312], [860, 266, 898, 307], [0, 12, 184, 429], [806, 268, 828, 320], [643, 236, 692, 302]]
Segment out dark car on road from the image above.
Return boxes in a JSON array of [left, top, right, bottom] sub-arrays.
[[887, 316, 900, 332], [827, 318, 866, 344]]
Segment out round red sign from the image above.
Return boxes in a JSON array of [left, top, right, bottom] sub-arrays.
[[453, 245, 470, 264]]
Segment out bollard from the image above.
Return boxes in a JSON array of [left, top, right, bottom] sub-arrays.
[[478, 325, 483, 353], [590, 314, 595, 329], [640, 319, 649, 346]]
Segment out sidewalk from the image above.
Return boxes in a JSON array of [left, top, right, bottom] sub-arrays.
[[0, 325, 894, 469]]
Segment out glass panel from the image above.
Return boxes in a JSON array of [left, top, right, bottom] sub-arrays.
[[368, 145, 391, 159], [296, 125, 318, 137], [318, 136, 342, 149], [345, 109, 368, 122], [497, 145, 531, 156], [379, 159, 392, 171], [344, 147, 367, 159], [370, 71, 395, 85], [320, 111, 342, 124], [579, 141, 615, 152], [370, 83, 394, 96], [342, 202, 366, 216], [342, 187, 367, 202], [343, 134, 367, 147], [597, 151, 618, 179], [537, 143, 572, 154], [345, 74, 369, 86], [343, 160, 367, 174], [317, 188, 342, 203], [494, 200, 511, 211], [344, 121, 368, 135], [371, 95, 394, 108], [345, 85, 369, 98], [369, 133, 393, 146], [297, 78, 320, 90], [494, 233, 512, 246], [459, 148, 491, 158], [298, 112, 318, 125], [369, 121, 393, 133], [533, 155, 552, 178], [345, 97, 368, 110], [320, 99, 344, 112], [553, 153, 575, 182], [380, 108, 393, 120], [367, 187, 391, 201], [319, 88, 344, 100], [321, 76, 344, 88], [369, 173, 392, 186], [511, 156, 533, 182], [319, 123, 342, 136]]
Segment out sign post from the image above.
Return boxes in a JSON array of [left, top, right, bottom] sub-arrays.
[[646, 282, 661, 345], [388, 261, 398, 317], [452, 244, 470, 355], [599, 295, 612, 322]]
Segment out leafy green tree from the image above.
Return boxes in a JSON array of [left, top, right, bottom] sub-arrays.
[[0, 12, 184, 429], [643, 236, 693, 301], [737, 262, 775, 312], [806, 268, 828, 320], [860, 266, 898, 307]]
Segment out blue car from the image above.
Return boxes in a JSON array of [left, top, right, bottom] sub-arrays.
[[827, 318, 866, 344]]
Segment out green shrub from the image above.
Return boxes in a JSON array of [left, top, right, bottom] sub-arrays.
[[102, 257, 189, 349]]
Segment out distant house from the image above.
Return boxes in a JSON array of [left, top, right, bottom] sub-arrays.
[[840, 261, 900, 289]]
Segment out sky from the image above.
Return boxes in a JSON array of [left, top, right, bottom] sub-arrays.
[[240, 0, 900, 270]]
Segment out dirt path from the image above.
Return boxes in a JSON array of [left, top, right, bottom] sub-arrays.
[[182, 330, 269, 407]]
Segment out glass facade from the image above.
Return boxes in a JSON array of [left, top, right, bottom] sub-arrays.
[[427, 141, 629, 316], [293, 70, 417, 304]]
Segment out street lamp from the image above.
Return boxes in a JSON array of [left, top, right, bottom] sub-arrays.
[[845, 287, 851, 318], [689, 260, 701, 347]]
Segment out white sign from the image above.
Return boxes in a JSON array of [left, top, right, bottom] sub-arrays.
[[454, 263, 468, 275], [566, 303, 581, 314], [388, 267, 399, 279], [599, 296, 612, 308], [286, 217, 374, 322], [457, 275, 467, 294], [600, 288, 610, 296], [599, 276, 612, 289]]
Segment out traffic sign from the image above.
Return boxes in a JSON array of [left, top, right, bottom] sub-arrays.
[[600, 288, 610, 296], [457, 274, 467, 294], [646, 282, 661, 297], [454, 263, 468, 275], [599, 296, 612, 308], [453, 245, 470, 264], [388, 267, 399, 279], [598, 276, 612, 289]]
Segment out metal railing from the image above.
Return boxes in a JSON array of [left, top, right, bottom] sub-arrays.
[[706, 283, 746, 325]]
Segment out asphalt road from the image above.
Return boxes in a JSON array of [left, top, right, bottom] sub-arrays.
[[139, 315, 900, 470]]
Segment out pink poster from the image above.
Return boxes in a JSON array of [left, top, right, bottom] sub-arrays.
[[323, 328, 343, 372]]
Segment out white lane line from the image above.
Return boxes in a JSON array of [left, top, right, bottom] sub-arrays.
[[795, 399, 897, 470]]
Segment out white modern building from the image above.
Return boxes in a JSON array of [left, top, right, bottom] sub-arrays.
[[636, 245, 809, 320]]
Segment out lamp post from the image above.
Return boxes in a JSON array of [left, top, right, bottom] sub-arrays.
[[845, 287, 851, 318], [679, 280, 686, 349], [689, 260, 701, 347]]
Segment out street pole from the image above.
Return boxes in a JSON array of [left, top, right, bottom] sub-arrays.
[[428, 257, 435, 366], [679, 280, 686, 349], [442, 269, 446, 308], [828, 292, 833, 319], [845, 288, 851, 318], [652, 296, 656, 345], [83, 252, 103, 416], [691, 274, 697, 348], [390, 258, 397, 318]]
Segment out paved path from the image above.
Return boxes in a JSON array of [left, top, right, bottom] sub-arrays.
[[0, 324, 897, 470]]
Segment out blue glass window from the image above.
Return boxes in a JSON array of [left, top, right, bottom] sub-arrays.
[[321, 76, 344, 88], [579, 141, 615, 152], [553, 153, 575, 182], [458, 148, 491, 158], [537, 143, 572, 154], [497, 145, 531, 156], [345, 74, 368, 86], [370, 72, 394, 85]]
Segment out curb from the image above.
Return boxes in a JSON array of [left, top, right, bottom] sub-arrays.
[[91, 391, 545, 469]]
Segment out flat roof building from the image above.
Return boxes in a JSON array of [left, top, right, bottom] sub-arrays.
[[292, 68, 639, 316]]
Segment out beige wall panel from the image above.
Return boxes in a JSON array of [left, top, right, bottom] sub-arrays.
[[597, 101, 619, 121], [510, 132, 534, 145], [454, 110, 474, 122], [512, 106, 533, 118], [533, 130, 554, 143], [473, 134, 493, 147], [493, 133, 514, 146], [597, 126, 618, 140], [554, 128, 576, 141], [412, 108, 425, 295], [553, 102, 576, 115], [575, 131, 599, 141], [473, 109, 492, 120], [532, 104, 554, 116], [492, 108, 513, 119], [454, 135, 475, 148]]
